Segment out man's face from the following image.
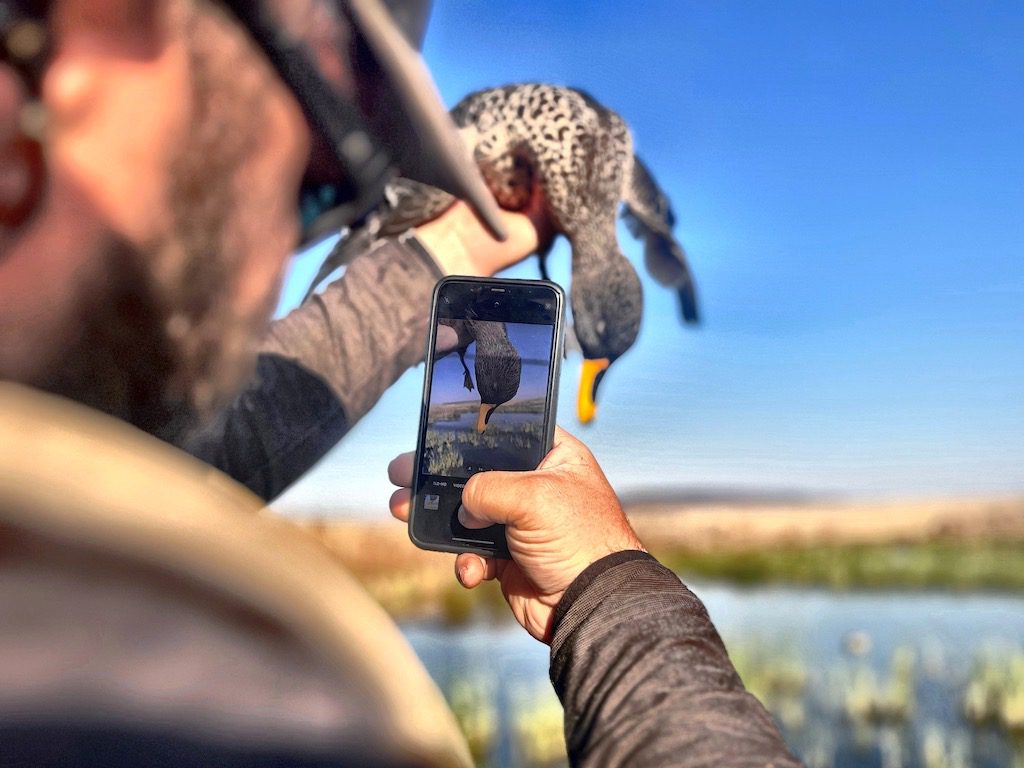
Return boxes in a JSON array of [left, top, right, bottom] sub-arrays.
[[146, 0, 311, 434], [0, 0, 310, 438]]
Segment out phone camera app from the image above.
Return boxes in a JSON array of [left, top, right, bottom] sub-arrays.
[[423, 493, 440, 511], [424, 319, 554, 479]]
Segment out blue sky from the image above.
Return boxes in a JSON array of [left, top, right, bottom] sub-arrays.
[[272, 2, 1023, 516]]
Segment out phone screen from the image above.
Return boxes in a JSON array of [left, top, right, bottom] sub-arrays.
[[411, 277, 563, 557]]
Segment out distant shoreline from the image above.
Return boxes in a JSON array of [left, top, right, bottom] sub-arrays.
[[296, 494, 1024, 620], [625, 493, 1024, 552]]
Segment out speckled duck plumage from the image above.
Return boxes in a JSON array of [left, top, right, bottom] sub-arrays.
[[307, 84, 699, 418], [466, 319, 521, 419]]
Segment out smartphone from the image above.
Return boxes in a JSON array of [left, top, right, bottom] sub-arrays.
[[409, 276, 565, 559]]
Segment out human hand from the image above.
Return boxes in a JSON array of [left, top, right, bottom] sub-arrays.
[[414, 188, 552, 278], [387, 427, 645, 643]]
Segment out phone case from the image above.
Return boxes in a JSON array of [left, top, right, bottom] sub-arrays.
[[409, 276, 565, 559]]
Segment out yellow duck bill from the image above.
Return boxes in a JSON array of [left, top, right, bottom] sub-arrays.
[[577, 358, 610, 424], [476, 403, 497, 433]]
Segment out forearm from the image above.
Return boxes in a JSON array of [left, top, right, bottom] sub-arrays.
[[263, 235, 442, 426], [550, 552, 801, 768], [186, 236, 442, 500]]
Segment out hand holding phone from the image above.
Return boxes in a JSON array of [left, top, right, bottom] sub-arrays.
[[409, 276, 564, 559], [391, 426, 647, 643]]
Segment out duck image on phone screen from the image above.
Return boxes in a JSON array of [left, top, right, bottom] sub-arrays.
[[410, 277, 564, 558], [426, 317, 552, 474]]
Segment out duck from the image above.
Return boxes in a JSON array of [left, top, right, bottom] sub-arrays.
[[465, 319, 522, 433], [305, 83, 699, 424], [433, 317, 522, 432]]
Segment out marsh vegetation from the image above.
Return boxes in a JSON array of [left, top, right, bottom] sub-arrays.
[[305, 496, 1024, 767], [660, 541, 1024, 592], [402, 587, 1024, 768], [424, 398, 547, 476]]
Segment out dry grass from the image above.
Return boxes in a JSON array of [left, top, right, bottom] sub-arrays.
[[627, 494, 1024, 554], [302, 520, 506, 621], [298, 495, 1024, 617]]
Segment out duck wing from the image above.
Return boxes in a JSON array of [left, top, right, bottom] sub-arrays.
[[303, 180, 457, 303], [622, 154, 699, 324], [301, 224, 377, 304], [376, 179, 457, 237]]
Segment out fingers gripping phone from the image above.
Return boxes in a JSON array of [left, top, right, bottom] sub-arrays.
[[410, 276, 565, 559]]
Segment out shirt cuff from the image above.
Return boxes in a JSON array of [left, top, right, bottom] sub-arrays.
[[399, 230, 447, 279], [551, 550, 658, 637]]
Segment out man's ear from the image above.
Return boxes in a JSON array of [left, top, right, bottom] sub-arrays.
[[45, 0, 163, 127], [37, 0, 187, 244], [0, 0, 163, 229]]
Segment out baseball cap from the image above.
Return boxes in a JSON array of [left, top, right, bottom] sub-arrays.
[[221, 0, 507, 244]]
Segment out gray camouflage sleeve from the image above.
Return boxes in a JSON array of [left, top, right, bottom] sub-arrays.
[[186, 235, 442, 501], [550, 551, 803, 768]]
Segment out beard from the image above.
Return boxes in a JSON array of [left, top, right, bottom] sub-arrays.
[[38, 1, 278, 444], [35, 234, 191, 441], [39, 191, 260, 447]]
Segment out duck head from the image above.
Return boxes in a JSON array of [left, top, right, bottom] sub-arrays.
[[470, 321, 522, 433], [570, 257, 642, 424]]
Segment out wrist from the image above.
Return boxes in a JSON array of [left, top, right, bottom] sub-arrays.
[[413, 201, 541, 277], [552, 550, 657, 636], [413, 215, 484, 276]]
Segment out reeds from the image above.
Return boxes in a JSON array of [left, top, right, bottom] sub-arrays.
[[446, 674, 499, 763], [963, 647, 1024, 734], [844, 646, 916, 725], [659, 542, 1024, 591], [510, 683, 567, 768], [424, 421, 545, 475]]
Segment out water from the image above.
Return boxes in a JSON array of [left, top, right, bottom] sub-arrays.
[[401, 583, 1024, 767], [435, 412, 544, 431]]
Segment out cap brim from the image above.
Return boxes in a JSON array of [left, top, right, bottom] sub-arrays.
[[347, 0, 507, 241]]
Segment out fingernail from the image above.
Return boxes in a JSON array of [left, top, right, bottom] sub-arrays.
[[458, 504, 491, 530], [457, 564, 469, 585]]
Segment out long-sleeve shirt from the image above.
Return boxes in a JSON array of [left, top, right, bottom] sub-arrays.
[[186, 236, 802, 767], [186, 234, 445, 501], [552, 551, 801, 766]]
